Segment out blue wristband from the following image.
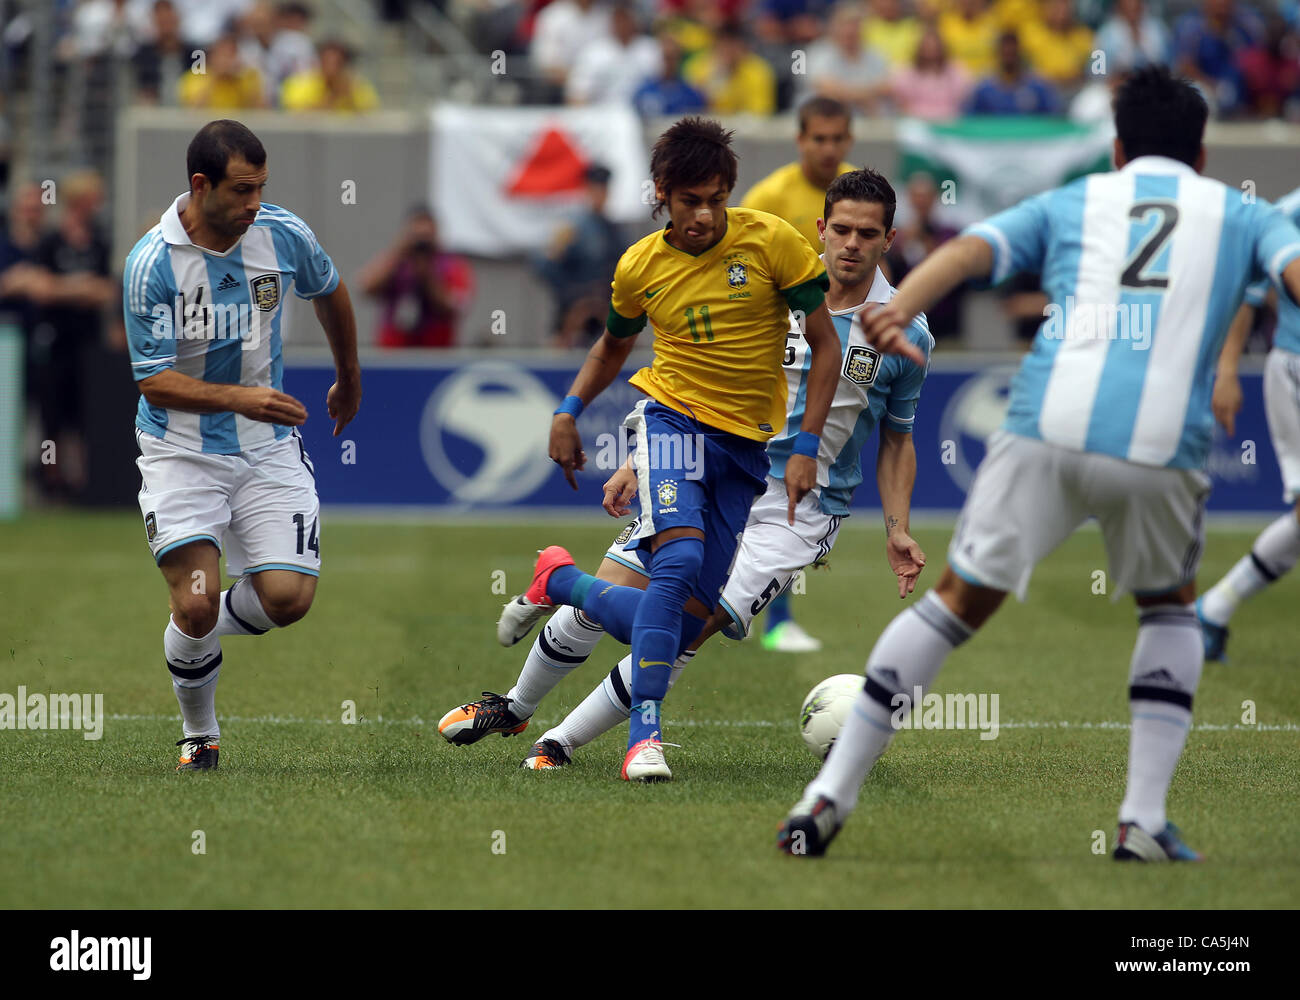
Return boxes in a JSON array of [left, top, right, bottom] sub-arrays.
[[792, 431, 820, 458], [554, 395, 584, 419]]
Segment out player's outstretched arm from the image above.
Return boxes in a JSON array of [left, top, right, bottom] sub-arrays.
[[1213, 301, 1254, 436], [313, 280, 362, 436], [862, 235, 993, 362], [877, 427, 925, 598], [785, 302, 839, 524], [550, 329, 639, 490], [138, 369, 308, 424]]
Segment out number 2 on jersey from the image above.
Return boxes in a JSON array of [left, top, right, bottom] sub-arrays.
[[1121, 201, 1180, 290]]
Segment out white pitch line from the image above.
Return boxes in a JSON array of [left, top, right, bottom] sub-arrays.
[[66, 713, 1300, 733]]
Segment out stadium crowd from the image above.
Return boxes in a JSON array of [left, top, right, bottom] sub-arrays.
[[0, 1, 1295, 119]]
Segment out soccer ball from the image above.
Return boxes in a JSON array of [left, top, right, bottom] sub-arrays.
[[799, 673, 863, 760]]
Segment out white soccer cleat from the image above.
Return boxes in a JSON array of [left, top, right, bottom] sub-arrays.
[[496, 594, 553, 647], [621, 738, 676, 782], [762, 621, 823, 653]]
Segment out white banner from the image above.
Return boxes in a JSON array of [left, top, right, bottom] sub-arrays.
[[431, 103, 651, 257]]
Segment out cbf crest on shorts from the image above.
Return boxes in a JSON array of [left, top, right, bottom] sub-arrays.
[[251, 274, 281, 312], [657, 480, 678, 507], [843, 345, 881, 386]]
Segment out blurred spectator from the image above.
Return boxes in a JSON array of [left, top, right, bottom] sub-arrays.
[[884, 25, 971, 120], [530, 0, 612, 103], [281, 40, 378, 112], [1094, 0, 1172, 77], [566, 2, 660, 106], [178, 32, 265, 108], [0, 182, 48, 340], [798, 2, 889, 114], [1019, 0, 1095, 86], [966, 30, 1061, 114], [167, 0, 252, 48], [741, 96, 853, 247], [632, 29, 709, 116], [1237, 13, 1300, 120], [359, 207, 474, 349], [939, 0, 999, 77], [29, 170, 115, 499], [134, 0, 194, 105], [756, 0, 831, 47], [886, 173, 963, 338], [863, 0, 921, 69], [684, 21, 777, 114], [63, 0, 143, 61], [238, 1, 316, 106], [1175, 0, 1265, 117], [531, 165, 624, 348]]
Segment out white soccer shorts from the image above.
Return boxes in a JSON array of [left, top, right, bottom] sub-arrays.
[[603, 474, 843, 639], [948, 429, 1210, 600], [136, 428, 322, 577], [1263, 347, 1300, 504]]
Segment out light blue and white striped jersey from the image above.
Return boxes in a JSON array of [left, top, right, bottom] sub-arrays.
[[767, 266, 934, 516], [124, 194, 340, 454], [1244, 186, 1300, 356], [966, 156, 1300, 470]]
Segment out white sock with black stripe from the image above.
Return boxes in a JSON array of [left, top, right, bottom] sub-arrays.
[[1119, 603, 1202, 834], [165, 617, 223, 739], [544, 649, 694, 751], [506, 607, 605, 718], [1199, 513, 1300, 625], [808, 591, 973, 815], [216, 576, 276, 636]]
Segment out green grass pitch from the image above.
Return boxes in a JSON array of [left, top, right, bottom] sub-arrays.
[[1, 511, 1296, 909]]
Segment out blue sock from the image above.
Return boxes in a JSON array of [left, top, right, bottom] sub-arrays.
[[580, 582, 644, 645], [628, 536, 705, 749], [545, 565, 592, 607], [764, 589, 793, 633]]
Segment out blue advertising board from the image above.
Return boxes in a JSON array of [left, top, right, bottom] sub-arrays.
[[284, 352, 1286, 516]]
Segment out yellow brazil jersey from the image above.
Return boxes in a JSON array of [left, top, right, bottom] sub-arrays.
[[606, 207, 827, 442], [740, 161, 857, 249]]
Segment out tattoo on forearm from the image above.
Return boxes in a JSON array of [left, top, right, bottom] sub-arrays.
[[886, 515, 899, 536]]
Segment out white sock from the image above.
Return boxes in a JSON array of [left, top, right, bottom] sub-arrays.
[[216, 576, 276, 636], [165, 617, 223, 739], [546, 649, 694, 750], [1200, 513, 1300, 624], [1119, 603, 1202, 834], [809, 591, 972, 814], [507, 607, 605, 718]]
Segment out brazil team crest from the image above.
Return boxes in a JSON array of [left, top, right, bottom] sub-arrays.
[[657, 480, 678, 507], [726, 261, 748, 288], [251, 274, 281, 312], [843, 345, 881, 386]]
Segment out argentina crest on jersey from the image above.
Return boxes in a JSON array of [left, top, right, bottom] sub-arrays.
[[843, 345, 881, 385], [251, 274, 280, 311]]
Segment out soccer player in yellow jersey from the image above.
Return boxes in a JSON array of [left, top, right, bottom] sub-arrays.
[[741, 97, 856, 250], [438, 118, 841, 780], [741, 95, 855, 651]]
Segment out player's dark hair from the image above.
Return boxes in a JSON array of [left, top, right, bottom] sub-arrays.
[[824, 167, 897, 230], [798, 96, 851, 134], [1113, 65, 1207, 167], [187, 120, 266, 189], [649, 116, 738, 219]]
